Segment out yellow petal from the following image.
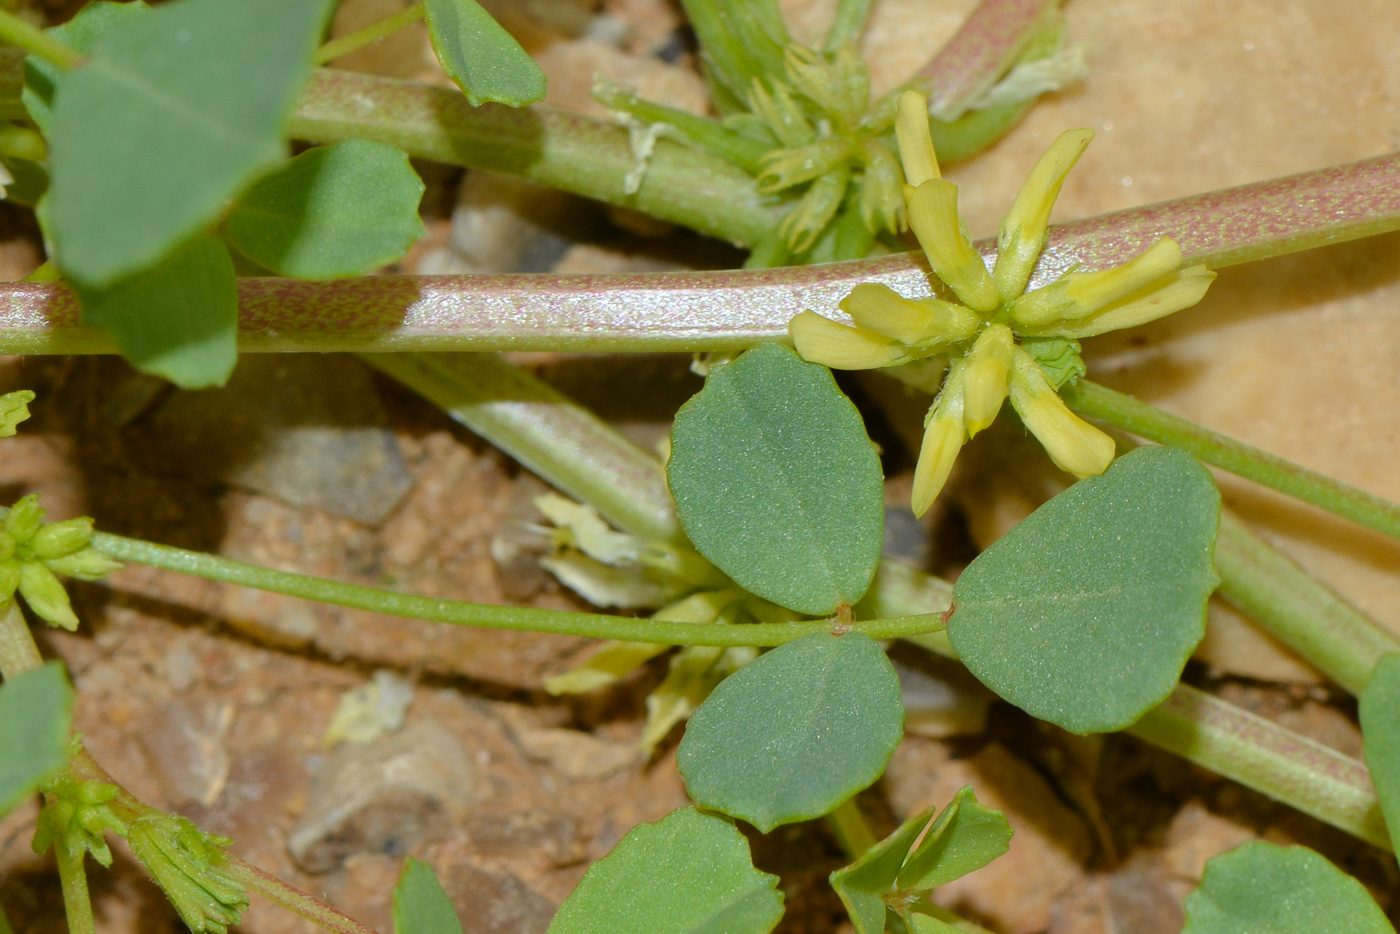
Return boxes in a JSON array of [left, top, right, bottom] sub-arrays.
[[895, 89, 940, 186], [1009, 350, 1115, 478], [1047, 265, 1217, 338], [788, 310, 907, 369], [961, 323, 1014, 435], [1009, 238, 1183, 327], [839, 282, 978, 345], [993, 128, 1094, 303], [911, 360, 968, 517], [905, 179, 1000, 313]]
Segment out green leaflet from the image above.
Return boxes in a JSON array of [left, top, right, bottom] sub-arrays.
[[830, 786, 1010, 934], [393, 858, 463, 934], [0, 662, 73, 815], [423, 0, 546, 108], [667, 343, 884, 616], [46, 0, 333, 287], [1359, 653, 1400, 853], [74, 234, 238, 389], [677, 633, 903, 832], [21, 1, 151, 137], [547, 807, 783, 934], [949, 445, 1220, 734], [225, 140, 425, 279], [1182, 841, 1394, 934]]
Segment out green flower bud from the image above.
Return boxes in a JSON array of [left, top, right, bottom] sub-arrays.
[[0, 562, 19, 600], [30, 517, 94, 561], [758, 137, 854, 192], [779, 166, 850, 253], [19, 561, 79, 630], [46, 549, 123, 582], [4, 494, 45, 544], [128, 815, 247, 934]]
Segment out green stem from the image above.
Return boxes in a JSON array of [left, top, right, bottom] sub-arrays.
[[826, 798, 879, 859], [1127, 683, 1389, 851], [1064, 379, 1400, 544], [53, 837, 95, 934], [1213, 512, 1400, 695], [91, 531, 945, 646], [312, 1, 424, 66], [360, 352, 680, 543], [0, 901, 13, 934], [0, 10, 82, 70], [223, 858, 378, 934], [0, 600, 42, 678], [918, 0, 1059, 119]]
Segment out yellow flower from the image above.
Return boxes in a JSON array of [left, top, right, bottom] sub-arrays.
[[787, 89, 1216, 516]]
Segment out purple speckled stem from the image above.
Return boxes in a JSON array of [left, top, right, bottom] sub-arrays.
[[1, 152, 1397, 354], [1129, 684, 1389, 851], [918, 0, 1058, 120]]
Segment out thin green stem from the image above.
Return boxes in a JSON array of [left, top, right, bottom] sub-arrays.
[[918, 0, 1058, 119], [1064, 379, 1400, 544], [91, 531, 945, 646], [0, 10, 82, 70], [1128, 684, 1389, 851], [312, 1, 424, 66], [0, 901, 13, 934], [53, 837, 95, 934], [223, 858, 378, 934], [0, 600, 42, 678], [361, 352, 680, 543], [827, 798, 879, 859], [1214, 512, 1400, 695]]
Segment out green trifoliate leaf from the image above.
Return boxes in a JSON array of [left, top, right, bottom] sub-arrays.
[[830, 806, 936, 934], [896, 785, 1012, 890], [667, 343, 884, 616], [0, 390, 35, 437], [0, 662, 72, 815], [547, 807, 783, 934], [22, 1, 151, 138], [74, 233, 238, 389], [423, 0, 546, 108], [19, 561, 78, 630], [1359, 653, 1400, 853], [677, 633, 903, 832], [949, 445, 1220, 734], [1182, 841, 1394, 934], [225, 140, 425, 279], [393, 857, 463, 934], [47, 0, 333, 287]]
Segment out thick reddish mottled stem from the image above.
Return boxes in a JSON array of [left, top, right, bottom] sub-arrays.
[[1, 152, 1396, 354], [918, 0, 1059, 119]]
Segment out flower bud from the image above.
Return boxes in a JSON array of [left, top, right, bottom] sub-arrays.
[[747, 78, 815, 149], [904, 179, 1000, 313], [779, 166, 850, 252], [1009, 350, 1115, 478], [911, 360, 969, 517], [46, 549, 124, 582], [4, 494, 45, 544], [30, 517, 94, 561], [895, 90, 940, 186], [19, 560, 79, 630], [993, 128, 1094, 303], [788, 310, 907, 369], [758, 137, 854, 192], [961, 324, 1015, 435], [857, 139, 904, 234], [1010, 238, 1183, 327]]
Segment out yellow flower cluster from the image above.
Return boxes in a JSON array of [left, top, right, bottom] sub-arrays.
[[789, 91, 1216, 516]]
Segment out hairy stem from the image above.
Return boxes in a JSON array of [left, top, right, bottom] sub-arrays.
[[1064, 379, 1400, 544], [223, 858, 379, 934], [53, 838, 95, 934], [0, 601, 42, 678], [92, 531, 944, 646], [3, 149, 1399, 354], [1213, 513, 1400, 696], [1128, 684, 1389, 851], [312, 1, 424, 66], [918, 0, 1060, 119], [0, 10, 82, 70]]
